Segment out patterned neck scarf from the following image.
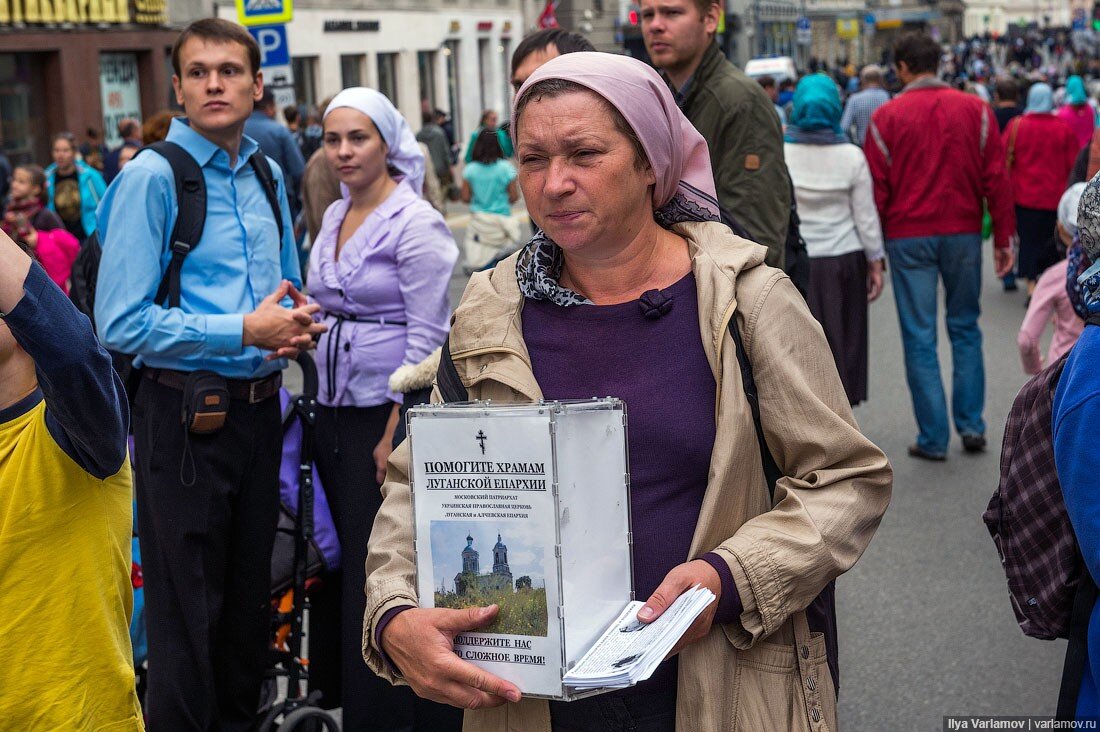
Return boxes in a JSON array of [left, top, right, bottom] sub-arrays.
[[511, 53, 721, 307]]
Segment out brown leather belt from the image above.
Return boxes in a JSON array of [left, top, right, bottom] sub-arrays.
[[143, 367, 282, 404]]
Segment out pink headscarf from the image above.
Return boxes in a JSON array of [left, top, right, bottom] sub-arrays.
[[512, 51, 721, 224]]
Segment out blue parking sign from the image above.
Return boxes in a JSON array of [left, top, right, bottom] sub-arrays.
[[236, 0, 292, 27], [249, 24, 290, 68]]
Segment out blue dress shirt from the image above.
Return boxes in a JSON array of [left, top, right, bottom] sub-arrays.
[[95, 118, 300, 379]]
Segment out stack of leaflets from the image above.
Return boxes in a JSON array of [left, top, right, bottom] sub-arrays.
[[562, 586, 716, 690]]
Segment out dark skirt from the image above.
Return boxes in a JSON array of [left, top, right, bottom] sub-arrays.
[[806, 250, 869, 406], [1015, 205, 1060, 280]]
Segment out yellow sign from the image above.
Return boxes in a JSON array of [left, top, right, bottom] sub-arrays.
[[0, 0, 137, 25], [236, 0, 293, 27], [836, 18, 859, 40], [717, 10, 725, 34]]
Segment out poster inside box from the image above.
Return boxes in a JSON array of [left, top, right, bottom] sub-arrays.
[[407, 399, 633, 700]]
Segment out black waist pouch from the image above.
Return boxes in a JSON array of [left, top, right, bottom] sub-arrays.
[[181, 371, 229, 434]]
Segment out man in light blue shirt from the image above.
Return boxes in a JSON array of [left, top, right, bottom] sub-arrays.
[[95, 18, 325, 730]]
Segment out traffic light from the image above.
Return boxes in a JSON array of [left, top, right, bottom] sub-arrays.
[[627, 4, 640, 25], [1093, 1, 1100, 30]]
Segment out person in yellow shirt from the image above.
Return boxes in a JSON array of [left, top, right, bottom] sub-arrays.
[[0, 230, 142, 729]]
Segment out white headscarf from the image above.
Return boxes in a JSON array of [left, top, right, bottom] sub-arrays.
[[323, 87, 425, 194]]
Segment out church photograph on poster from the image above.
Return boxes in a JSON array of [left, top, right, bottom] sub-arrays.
[[429, 521, 549, 637]]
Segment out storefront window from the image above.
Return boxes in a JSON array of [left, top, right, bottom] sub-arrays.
[[0, 53, 41, 166], [418, 51, 436, 112], [341, 54, 363, 89], [377, 53, 399, 106], [100, 52, 142, 147], [444, 40, 461, 137], [292, 56, 318, 108]]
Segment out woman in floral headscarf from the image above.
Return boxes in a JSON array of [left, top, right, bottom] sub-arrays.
[[784, 74, 885, 406], [362, 52, 891, 732]]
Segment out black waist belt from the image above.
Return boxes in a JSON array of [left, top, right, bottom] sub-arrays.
[[143, 367, 282, 404], [322, 312, 408, 402]]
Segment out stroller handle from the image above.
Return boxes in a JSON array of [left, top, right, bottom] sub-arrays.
[[295, 352, 320, 400]]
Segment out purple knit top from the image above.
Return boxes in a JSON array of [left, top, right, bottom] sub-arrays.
[[523, 271, 740, 697]]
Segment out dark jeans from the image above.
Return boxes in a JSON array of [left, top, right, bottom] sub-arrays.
[[133, 377, 281, 731], [550, 687, 677, 732], [312, 403, 463, 732], [885, 233, 986, 454]]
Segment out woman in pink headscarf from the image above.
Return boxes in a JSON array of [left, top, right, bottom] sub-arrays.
[[361, 53, 890, 732]]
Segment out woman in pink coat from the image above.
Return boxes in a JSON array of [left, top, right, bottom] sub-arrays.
[[1, 165, 80, 293]]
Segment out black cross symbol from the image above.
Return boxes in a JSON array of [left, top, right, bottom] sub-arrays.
[[476, 430, 487, 454]]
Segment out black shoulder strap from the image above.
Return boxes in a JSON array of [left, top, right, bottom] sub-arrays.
[[728, 315, 782, 502], [436, 336, 468, 403], [1057, 574, 1098, 720], [248, 152, 286, 245], [143, 141, 207, 309]]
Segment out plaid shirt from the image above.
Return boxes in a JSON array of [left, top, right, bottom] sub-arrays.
[[840, 87, 891, 146]]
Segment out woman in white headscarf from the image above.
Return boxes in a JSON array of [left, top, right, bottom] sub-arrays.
[[308, 87, 460, 731]]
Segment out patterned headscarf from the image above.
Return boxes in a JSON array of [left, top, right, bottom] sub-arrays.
[[1074, 173, 1100, 313], [510, 52, 720, 306], [324, 87, 425, 194]]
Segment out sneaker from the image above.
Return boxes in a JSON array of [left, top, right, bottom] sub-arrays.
[[961, 433, 986, 453], [908, 444, 947, 462]]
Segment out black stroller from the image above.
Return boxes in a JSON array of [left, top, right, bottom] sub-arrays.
[[257, 352, 340, 731]]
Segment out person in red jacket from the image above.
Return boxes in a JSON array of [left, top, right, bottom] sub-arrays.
[[1003, 82, 1080, 294], [865, 33, 1016, 461]]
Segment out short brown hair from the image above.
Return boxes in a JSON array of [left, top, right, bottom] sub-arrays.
[[892, 32, 941, 76], [172, 18, 261, 78], [514, 78, 648, 171], [692, 0, 721, 13]]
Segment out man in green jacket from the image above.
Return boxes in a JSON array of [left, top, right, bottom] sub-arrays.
[[642, 0, 791, 269]]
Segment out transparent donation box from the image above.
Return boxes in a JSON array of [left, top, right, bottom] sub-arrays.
[[407, 399, 633, 700]]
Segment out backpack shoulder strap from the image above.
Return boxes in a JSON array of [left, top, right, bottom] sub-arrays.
[[728, 315, 782, 503], [142, 140, 207, 309], [436, 335, 468, 403], [248, 152, 285, 246]]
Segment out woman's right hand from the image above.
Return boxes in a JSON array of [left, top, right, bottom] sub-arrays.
[[867, 259, 884, 302], [381, 604, 522, 709]]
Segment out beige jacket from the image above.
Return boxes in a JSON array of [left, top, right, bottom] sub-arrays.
[[363, 221, 892, 732]]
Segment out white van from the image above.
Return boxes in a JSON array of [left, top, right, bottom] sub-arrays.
[[743, 56, 798, 83]]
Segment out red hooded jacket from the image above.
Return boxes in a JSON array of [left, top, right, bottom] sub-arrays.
[[865, 79, 1016, 248]]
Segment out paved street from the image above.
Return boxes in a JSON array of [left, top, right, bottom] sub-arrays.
[[841, 251, 1064, 728], [286, 220, 1066, 728]]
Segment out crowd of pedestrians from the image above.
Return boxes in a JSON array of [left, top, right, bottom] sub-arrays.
[[9, 0, 1100, 729]]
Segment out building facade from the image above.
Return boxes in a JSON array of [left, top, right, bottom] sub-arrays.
[[0, 0, 184, 166], [217, 0, 526, 145]]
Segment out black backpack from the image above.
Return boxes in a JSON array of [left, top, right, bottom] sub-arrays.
[[69, 141, 284, 400], [69, 140, 284, 328]]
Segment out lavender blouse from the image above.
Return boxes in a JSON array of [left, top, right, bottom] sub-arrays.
[[308, 180, 458, 408]]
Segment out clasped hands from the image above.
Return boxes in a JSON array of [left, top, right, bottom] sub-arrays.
[[242, 280, 327, 361], [380, 559, 722, 710]]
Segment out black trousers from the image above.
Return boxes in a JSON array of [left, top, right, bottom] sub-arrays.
[[133, 378, 281, 731], [312, 403, 463, 732], [550, 686, 677, 732]]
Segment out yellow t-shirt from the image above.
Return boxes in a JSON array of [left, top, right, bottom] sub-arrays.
[[0, 399, 143, 730]]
